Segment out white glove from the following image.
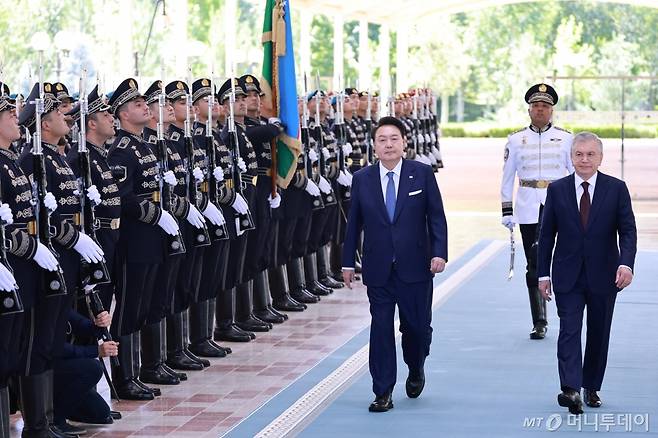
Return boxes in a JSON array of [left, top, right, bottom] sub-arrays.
[[44, 192, 57, 212], [163, 170, 177, 186], [186, 204, 206, 229], [193, 167, 205, 183], [317, 176, 332, 194], [321, 147, 330, 160], [231, 193, 249, 215], [305, 180, 321, 197], [342, 143, 353, 155], [73, 233, 105, 263], [86, 185, 101, 206], [308, 149, 318, 163], [427, 153, 437, 165], [417, 134, 425, 144], [202, 202, 226, 226], [158, 211, 180, 236], [501, 216, 516, 230], [0, 203, 14, 225], [213, 166, 225, 182], [337, 170, 351, 187], [268, 193, 281, 209], [268, 117, 281, 124], [33, 241, 59, 271], [430, 134, 437, 144], [237, 157, 247, 173], [424, 134, 432, 144], [431, 146, 442, 160], [0, 263, 17, 292]]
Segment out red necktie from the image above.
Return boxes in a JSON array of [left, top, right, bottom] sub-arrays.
[[580, 181, 590, 229]]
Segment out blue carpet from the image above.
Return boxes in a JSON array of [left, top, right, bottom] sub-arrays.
[[299, 249, 658, 437]]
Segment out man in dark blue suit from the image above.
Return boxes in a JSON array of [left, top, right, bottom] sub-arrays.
[[342, 117, 448, 412], [538, 132, 637, 414]]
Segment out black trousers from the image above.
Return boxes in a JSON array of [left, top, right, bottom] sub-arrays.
[[244, 179, 276, 279], [149, 255, 183, 323], [519, 223, 539, 289], [0, 313, 23, 385], [111, 261, 159, 337], [198, 240, 230, 302], [53, 357, 104, 425]]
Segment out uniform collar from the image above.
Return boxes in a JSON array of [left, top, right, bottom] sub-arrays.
[[529, 122, 552, 133], [0, 147, 18, 161], [87, 141, 108, 158]]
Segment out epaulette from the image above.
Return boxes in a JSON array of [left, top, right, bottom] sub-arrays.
[[146, 134, 157, 144], [194, 127, 204, 136], [552, 126, 572, 134], [116, 136, 131, 149], [170, 131, 181, 142], [508, 127, 526, 136]]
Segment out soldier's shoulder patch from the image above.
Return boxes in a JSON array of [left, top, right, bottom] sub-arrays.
[[170, 132, 180, 142], [112, 165, 127, 183], [194, 127, 204, 136], [508, 127, 526, 137], [504, 147, 510, 162], [553, 126, 572, 134], [117, 136, 131, 149], [147, 135, 157, 144]]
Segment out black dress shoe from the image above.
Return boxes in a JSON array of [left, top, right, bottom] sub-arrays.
[[308, 281, 332, 296], [320, 276, 344, 289], [214, 324, 254, 342], [207, 339, 232, 354], [290, 288, 320, 304], [67, 414, 114, 425], [110, 411, 122, 420], [368, 390, 393, 412], [49, 424, 79, 437], [140, 365, 181, 385], [273, 297, 306, 312], [166, 351, 204, 371], [254, 308, 286, 324], [557, 389, 584, 415], [584, 389, 602, 408], [236, 317, 272, 332], [183, 348, 210, 367], [188, 340, 227, 358], [162, 363, 188, 380], [406, 368, 425, 398], [54, 421, 87, 435], [530, 325, 547, 340], [133, 379, 161, 396], [115, 380, 155, 401], [267, 305, 289, 320]]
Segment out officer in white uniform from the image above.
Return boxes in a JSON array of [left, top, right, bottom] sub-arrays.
[[501, 83, 574, 340]]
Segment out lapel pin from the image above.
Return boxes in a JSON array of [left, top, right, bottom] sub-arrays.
[[409, 175, 413, 179]]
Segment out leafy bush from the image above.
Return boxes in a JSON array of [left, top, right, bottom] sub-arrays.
[[440, 123, 658, 138]]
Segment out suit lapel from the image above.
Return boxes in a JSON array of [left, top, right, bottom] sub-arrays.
[[393, 160, 413, 223], [369, 163, 389, 222], [587, 172, 609, 229], [566, 173, 583, 231]]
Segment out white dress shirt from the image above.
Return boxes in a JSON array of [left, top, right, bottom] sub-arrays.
[[380, 159, 402, 206]]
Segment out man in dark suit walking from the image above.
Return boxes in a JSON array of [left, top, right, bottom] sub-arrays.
[[342, 117, 448, 412], [538, 132, 637, 414]]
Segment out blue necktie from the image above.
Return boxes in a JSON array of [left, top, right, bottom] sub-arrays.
[[386, 171, 396, 222]]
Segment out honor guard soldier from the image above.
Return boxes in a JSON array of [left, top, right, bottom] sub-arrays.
[[501, 83, 574, 340], [66, 85, 121, 311], [19, 81, 104, 437], [163, 79, 214, 369], [1, 93, 62, 438], [107, 78, 177, 400], [343, 87, 365, 173], [190, 77, 235, 357], [239, 74, 287, 326], [52, 82, 76, 156], [215, 77, 260, 343]]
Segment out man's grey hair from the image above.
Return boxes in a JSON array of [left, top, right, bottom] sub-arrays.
[[571, 131, 603, 153]]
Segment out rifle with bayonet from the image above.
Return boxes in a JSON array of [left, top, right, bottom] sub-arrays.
[[227, 78, 255, 232], [301, 74, 323, 211], [364, 91, 374, 165], [312, 81, 336, 207], [76, 69, 111, 289], [184, 69, 211, 247], [204, 75, 228, 241], [0, 174, 23, 316], [30, 55, 67, 297]]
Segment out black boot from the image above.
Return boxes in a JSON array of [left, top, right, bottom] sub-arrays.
[[236, 281, 272, 332], [166, 312, 204, 371], [207, 298, 232, 354], [112, 334, 154, 401], [181, 310, 211, 367], [188, 300, 227, 357], [214, 288, 254, 342], [253, 270, 286, 324], [159, 319, 188, 381], [18, 373, 50, 437], [1, 386, 9, 438], [288, 258, 320, 304], [269, 265, 306, 312], [304, 252, 332, 296], [132, 332, 161, 396], [318, 244, 344, 289], [140, 322, 180, 385], [528, 287, 548, 339]]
